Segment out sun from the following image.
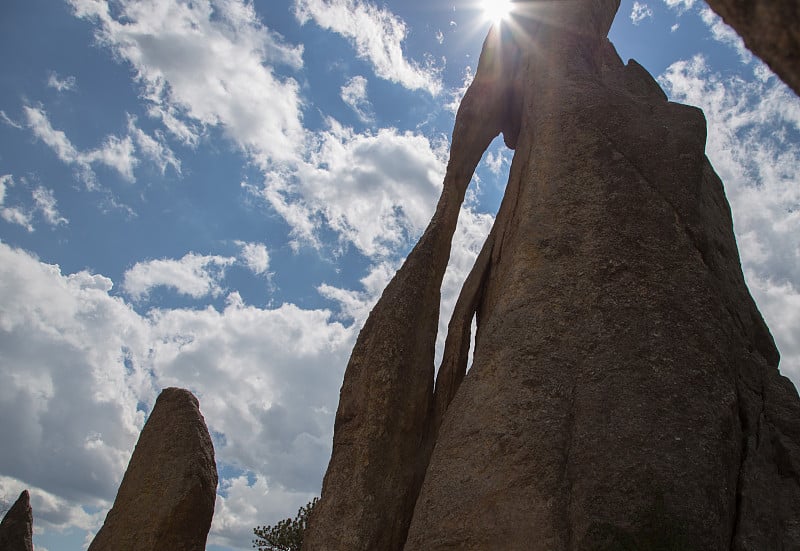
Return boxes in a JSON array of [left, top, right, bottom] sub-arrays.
[[481, 0, 513, 23]]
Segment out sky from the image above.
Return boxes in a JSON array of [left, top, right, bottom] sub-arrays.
[[0, 0, 798, 549]]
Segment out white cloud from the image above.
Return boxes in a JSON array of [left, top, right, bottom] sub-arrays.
[[0, 242, 358, 549], [484, 148, 508, 175], [318, 194, 495, 368], [663, 0, 695, 12], [46, 71, 77, 92], [659, 54, 800, 382], [148, 295, 351, 486], [127, 115, 181, 176], [32, 186, 68, 227], [265, 120, 446, 257], [340, 75, 373, 122], [0, 207, 33, 232], [747, 278, 800, 382], [318, 260, 397, 324], [630, 1, 653, 25], [0, 243, 152, 514], [68, 0, 305, 165], [0, 175, 34, 232], [0, 476, 101, 533], [210, 475, 316, 549], [0, 110, 23, 129], [82, 134, 138, 182], [435, 198, 494, 366], [122, 252, 237, 301], [699, 6, 752, 63], [23, 106, 138, 185], [23, 106, 80, 166], [22, 107, 183, 185], [294, 0, 442, 95], [0, 175, 66, 231], [237, 241, 270, 275], [444, 65, 474, 115], [436, 29, 444, 44]]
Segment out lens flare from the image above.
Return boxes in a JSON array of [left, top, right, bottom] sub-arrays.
[[481, 0, 513, 23]]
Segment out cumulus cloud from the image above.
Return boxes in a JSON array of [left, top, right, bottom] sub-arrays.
[[630, 1, 653, 25], [340, 75, 373, 122], [122, 252, 237, 301], [0, 242, 359, 549], [294, 0, 442, 95], [211, 475, 316, 549], [0, 243, 152, 511], [68, 0, 305, 165], [46, 71, 77, 93], [237, 241, 271, 275], [659, 55, 800, 382], [263, 119, 446, 257]]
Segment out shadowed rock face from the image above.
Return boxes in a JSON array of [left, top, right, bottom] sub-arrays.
[[0, 490, 33, 551], [304, 1, 800, 549], [88, 387, 217, 551], [704, 0, 800, 96]]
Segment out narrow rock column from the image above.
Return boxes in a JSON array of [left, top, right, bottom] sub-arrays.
[[302, 23, 519, 551], [88, 387, 217, 551], [0, 490, 33, 551]]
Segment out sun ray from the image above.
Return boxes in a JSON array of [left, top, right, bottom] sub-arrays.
[[481, 0, 513, 24]]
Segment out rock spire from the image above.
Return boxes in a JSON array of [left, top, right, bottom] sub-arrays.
[[0, 490, 33, 551], [88, 387, 218, 551], [304, 1, 800, 549]]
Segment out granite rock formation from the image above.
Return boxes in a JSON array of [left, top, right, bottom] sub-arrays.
[[0, 490, 33, 551], [304, 1, 800, 550], [88, 387, 217, 551], [705, 0, 800, 96]]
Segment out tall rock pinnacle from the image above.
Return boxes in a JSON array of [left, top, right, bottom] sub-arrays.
[[304, 1, 800, 549], [0, 490, 33, 551], [88, 387, 218, 551]]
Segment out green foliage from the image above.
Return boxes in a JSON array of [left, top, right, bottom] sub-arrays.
[[252, 498, 318, 551]]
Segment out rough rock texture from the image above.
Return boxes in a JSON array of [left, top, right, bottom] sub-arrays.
[[705, 0, 800, 96], [301, 21, 514, 550], [305, 0, 800, 549], [0, 490, 33, 551], [88, 387, 217, 551]]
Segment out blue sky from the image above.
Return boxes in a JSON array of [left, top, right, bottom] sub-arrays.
[[0, 0, 798, 549]]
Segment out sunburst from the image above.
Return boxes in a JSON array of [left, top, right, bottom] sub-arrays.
[[481, 0, 513, 24]]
